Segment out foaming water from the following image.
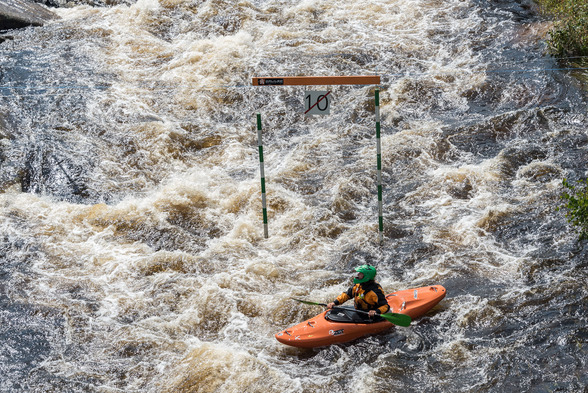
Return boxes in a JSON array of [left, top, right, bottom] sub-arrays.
[[0, 0, 587, 391]]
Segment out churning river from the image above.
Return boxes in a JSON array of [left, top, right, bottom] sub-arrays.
[[1, 0, 587, 391]]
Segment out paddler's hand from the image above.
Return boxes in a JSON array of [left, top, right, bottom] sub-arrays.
[[327, 302, 335, 309], [368, 310, 377, 318]]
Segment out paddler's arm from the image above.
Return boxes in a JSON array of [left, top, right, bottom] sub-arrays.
[[366, 291, 390, 316], [327, 287, 353, 309], [376, 304, 390, 314]]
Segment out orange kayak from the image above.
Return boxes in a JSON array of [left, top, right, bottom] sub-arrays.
[[275, 285, 446, 348]]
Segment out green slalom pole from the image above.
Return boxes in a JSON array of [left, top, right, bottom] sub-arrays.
[[256, 113, 269, 238], [375, 88, 383, 245]]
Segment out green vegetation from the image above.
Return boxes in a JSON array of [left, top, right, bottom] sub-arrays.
[[535, 0, 588, 57], [558, 179, 588, 241]]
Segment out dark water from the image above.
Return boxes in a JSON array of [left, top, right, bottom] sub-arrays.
[[0, 0, 587, 392]]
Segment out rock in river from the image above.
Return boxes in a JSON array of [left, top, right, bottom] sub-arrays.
[[0, 0, 59, 30]]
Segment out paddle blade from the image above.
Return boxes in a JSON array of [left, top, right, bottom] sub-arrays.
[[290, 298, 328, 307], [381, 312, 412, 327]]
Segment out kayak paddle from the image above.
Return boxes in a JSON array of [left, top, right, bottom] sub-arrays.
[[290, 298, 412, 327]]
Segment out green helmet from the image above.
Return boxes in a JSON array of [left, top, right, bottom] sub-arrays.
[[353, 264, 376, 284]]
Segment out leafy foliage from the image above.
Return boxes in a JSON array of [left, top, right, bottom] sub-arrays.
[[558, 178, 588, 241], [536, 0, 588, 57]]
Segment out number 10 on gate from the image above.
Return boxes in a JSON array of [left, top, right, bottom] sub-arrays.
[[304, 91, 331, 116]]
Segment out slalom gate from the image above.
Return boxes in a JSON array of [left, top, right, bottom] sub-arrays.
[[252, 75, 383, 244]]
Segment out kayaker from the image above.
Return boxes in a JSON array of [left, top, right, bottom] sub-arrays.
[[327, 264, 390, 318]]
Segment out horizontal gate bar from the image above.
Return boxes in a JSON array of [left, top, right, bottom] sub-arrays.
[[252, 75, 380, 86]]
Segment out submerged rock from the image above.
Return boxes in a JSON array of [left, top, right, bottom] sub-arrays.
[[0, 0, 59, 30]]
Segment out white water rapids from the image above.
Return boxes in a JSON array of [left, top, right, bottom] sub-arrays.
[[0, 0, 586, 392]]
